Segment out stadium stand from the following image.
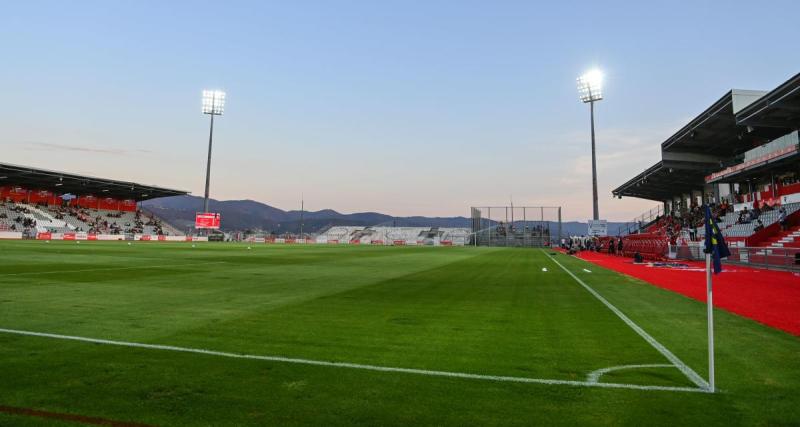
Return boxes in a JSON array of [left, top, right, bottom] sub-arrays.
[[612, 73, 800, 269], [0, 163, 186, 240], [316, 225, 471, 246]]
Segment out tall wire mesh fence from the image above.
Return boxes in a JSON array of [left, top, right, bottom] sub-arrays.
[[470, 206, 562, 247]]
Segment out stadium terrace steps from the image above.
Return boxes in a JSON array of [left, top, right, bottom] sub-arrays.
[[766, 226, 800, 248]]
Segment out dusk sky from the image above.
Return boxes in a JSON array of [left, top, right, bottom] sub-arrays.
[[2, 1, 798, 221]]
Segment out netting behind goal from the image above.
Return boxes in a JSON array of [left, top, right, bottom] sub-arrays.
[[470, 206, 562, 248]]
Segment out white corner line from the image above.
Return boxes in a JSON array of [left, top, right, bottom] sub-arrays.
[[0, 328, 707, 394], [541, 250, 710, 391], [587, 364, 674, 383]]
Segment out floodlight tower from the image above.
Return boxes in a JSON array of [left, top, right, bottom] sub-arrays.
[[201, 90, 226, 214], [577, 69, 603, 221]]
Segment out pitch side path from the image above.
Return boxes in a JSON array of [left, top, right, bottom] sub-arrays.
[[0, 241, 798, 426], [575, 251, 800, 336]]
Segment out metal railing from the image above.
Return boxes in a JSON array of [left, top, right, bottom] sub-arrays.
[[673, 243, 800, 272], [621, 204, 664, 235]]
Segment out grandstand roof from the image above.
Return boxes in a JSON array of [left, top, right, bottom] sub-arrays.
[[612, 161, 709, 201], [736, 72, 800, 130], [0, 162, 188, 201], [661, 89, 769, 157]]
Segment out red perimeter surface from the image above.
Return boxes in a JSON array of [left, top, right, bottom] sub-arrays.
[[574, 251, 800, 337]]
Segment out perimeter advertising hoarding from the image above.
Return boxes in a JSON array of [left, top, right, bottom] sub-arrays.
[[195, 213, 221, 229]]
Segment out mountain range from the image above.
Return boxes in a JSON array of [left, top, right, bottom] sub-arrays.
[[142, 195, 633, 236]]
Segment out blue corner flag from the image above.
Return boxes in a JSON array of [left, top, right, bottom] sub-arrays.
[[704, 205, 731, 274]]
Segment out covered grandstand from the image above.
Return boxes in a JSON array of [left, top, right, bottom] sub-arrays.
[[612, 73, 800, 269], [0, 163, 189, 240]]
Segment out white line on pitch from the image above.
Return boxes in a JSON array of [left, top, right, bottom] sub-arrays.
[[542, 250, 710, 391], [0, 262, 227, 277], [586, 364, 674, 383], [0, 328, 706, 393]]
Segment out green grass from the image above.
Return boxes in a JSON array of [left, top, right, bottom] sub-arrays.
[[0, 240, 798, 426]]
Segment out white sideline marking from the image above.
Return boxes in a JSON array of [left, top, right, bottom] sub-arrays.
[[542, 251, 710, 391], [0, 328, 707, 394], [587, 364, 674, 383], [583, 268, 592, 273], [0, 262, 227, 277]]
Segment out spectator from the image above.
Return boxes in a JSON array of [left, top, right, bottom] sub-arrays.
[[737, 207, 751, 224], [779, 207, 788, 231]]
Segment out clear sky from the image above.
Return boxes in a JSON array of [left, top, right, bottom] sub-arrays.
[[2, 1, 798, 221]]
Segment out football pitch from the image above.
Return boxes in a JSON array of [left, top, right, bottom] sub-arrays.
[[0, 241, 798, 426]]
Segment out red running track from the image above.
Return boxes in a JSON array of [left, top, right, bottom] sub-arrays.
[[574, 251, 800, 337]]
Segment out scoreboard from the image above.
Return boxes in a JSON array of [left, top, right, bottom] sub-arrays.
[[195, 212, 221, 229]]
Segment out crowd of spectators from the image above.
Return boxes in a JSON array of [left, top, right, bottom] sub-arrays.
[[0, 201, 37, 232], [644, 202, 733, 243], [733, 199, 777, 225], [0, 199, 170, 235], [561, 235, 623, 256]]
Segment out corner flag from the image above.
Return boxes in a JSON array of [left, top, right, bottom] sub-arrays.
[[704, 205, 730, 274], [703, 204, 729, 393]]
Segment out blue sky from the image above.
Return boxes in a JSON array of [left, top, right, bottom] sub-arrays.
[[2, 1, 798, 220]]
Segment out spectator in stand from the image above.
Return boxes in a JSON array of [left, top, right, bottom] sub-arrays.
[[737, 207, 751, 224], [753, 219, 764, 233], [752, 200, 761, 219], [779, 207, 788, 231]]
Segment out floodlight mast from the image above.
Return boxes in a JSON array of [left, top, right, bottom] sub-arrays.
[[577, 70, 603, 221], [201, 90, 225, 215]]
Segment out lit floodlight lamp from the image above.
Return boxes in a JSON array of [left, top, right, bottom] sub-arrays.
[[577, 69, 603, 103], [202, 90, 226, 115]]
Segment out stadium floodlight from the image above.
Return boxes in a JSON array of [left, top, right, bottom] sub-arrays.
[[202, 90, 226, 115], [201, 90, 226, 215], [577, 69, 603, 103], [576, 69, 603, 221]]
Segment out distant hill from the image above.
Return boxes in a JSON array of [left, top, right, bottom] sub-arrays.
[[142, 195, 632, 235], [142, 195, 471, 234]]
